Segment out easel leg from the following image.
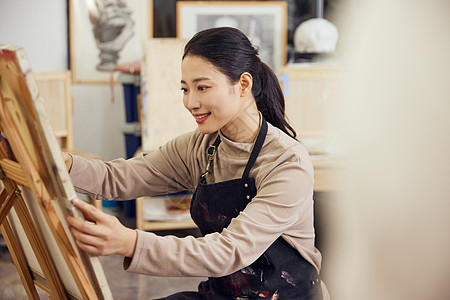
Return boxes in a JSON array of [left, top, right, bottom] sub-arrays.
[[0, 187, 16, 224], [0, 185, 67, 299], [1, 218, 40, 299], [14, 191, 68, 299], [0, 187, 7, 204]]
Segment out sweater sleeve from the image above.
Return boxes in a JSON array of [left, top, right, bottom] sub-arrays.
[[123, 152, 315, 277], [69, 130, 200, 200]]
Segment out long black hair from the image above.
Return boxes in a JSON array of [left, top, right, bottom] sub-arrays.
[[183, 27, 297, 139]]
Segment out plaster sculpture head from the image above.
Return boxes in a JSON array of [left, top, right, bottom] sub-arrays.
[[88, 0, 135, 71], [294, 18, 338, 53]]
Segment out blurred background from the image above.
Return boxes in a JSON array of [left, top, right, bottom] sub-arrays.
[[1, 0, 450, 299]]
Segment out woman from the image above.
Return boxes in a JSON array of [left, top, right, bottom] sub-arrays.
[[65, 27, 328, 299]]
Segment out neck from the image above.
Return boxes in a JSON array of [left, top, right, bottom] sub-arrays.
[[221, 105, 261, 143]]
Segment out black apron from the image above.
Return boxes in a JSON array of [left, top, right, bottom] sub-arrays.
[[158, 118, 322, 300]]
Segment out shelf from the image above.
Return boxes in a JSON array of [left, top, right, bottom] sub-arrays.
[[138, 219, 197, 231], [136, 195, 196, 231]]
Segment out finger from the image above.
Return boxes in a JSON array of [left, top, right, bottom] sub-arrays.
[[67, 215, 103, 237], [70, 226, 104, 249], [72, 229, 110, 256], [75, 239, 103, 256], [72, 198, 105, 223]]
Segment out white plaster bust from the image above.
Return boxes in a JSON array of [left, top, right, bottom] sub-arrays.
[[294, 18, 338, 53]]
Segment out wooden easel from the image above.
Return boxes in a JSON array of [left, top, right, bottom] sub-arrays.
[[0, 135, 68, 298], [0, 45, 112, 299], [0, 101, 101, 300]]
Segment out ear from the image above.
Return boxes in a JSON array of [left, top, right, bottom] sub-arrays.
[[239, 72, 253, 97]]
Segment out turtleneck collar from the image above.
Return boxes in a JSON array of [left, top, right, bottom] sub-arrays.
[[217, 112, 263, 156]]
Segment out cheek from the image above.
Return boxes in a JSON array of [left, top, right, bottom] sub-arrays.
[[211, 89, 235, 108], [200, 93, 219, 110]]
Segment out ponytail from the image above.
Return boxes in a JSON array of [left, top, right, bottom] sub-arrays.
[[253, 61, 297, 139], [183, 27, 297, 140]]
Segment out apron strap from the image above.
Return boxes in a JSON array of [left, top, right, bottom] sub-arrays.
[[242, 117, 268, 179], [201, 134, 221, 178], [201, 117, 268, 180]]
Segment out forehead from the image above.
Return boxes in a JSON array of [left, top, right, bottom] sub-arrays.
[[181, 55, 225, 81]]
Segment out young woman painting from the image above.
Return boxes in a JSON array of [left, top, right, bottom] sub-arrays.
[[65, 27, 328, 299]]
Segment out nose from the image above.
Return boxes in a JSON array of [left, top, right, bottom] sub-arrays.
[[183, 93, 201, 112]]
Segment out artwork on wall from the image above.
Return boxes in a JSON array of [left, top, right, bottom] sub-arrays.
[[176, 1, 287, 72], [69, 0, 153, 84]]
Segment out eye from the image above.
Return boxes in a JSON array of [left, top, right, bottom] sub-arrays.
[[198, 86, 209, 92], [181, 87, 188, 94]]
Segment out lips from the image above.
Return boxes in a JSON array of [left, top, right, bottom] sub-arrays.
[[193, 112, 211, 124]]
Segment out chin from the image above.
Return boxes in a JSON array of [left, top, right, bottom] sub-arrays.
[[196, 121, 223, 134], [197, 126, 216, 134]]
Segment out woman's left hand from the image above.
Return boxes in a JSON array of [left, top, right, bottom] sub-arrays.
[[67, 198, 137, 257]]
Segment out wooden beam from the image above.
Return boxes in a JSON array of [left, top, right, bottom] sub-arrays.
[[0, 187, 17, 225], [14, 191, 68, 299], [0, 158, 28, 186], [1, 219, 40, 299]]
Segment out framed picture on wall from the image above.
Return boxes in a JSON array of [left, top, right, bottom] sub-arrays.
[[69, 0, 153, 84], [176, 1, 287, 72]]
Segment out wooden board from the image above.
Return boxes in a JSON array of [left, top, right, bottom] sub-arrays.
[[34, 71, 74, 150], [0, 45, 112, 299], [141, 38, 196, 151], [278, 64, 346, 155]]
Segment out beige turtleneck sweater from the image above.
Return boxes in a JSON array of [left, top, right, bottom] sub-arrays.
[[69, 122, 323, 281]]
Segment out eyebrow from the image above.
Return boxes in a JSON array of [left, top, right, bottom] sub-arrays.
[[180, 77, 211, 84]]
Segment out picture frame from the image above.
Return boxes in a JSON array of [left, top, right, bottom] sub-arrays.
[[69, 0, 153, 84], [176, 1, 287, 72]]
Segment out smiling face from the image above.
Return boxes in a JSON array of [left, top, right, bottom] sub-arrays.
[[181, 55, 247, 136]]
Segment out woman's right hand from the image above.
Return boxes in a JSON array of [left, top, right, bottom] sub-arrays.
[[67, 198, 138, 257], [62, 152, 73, 172]]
